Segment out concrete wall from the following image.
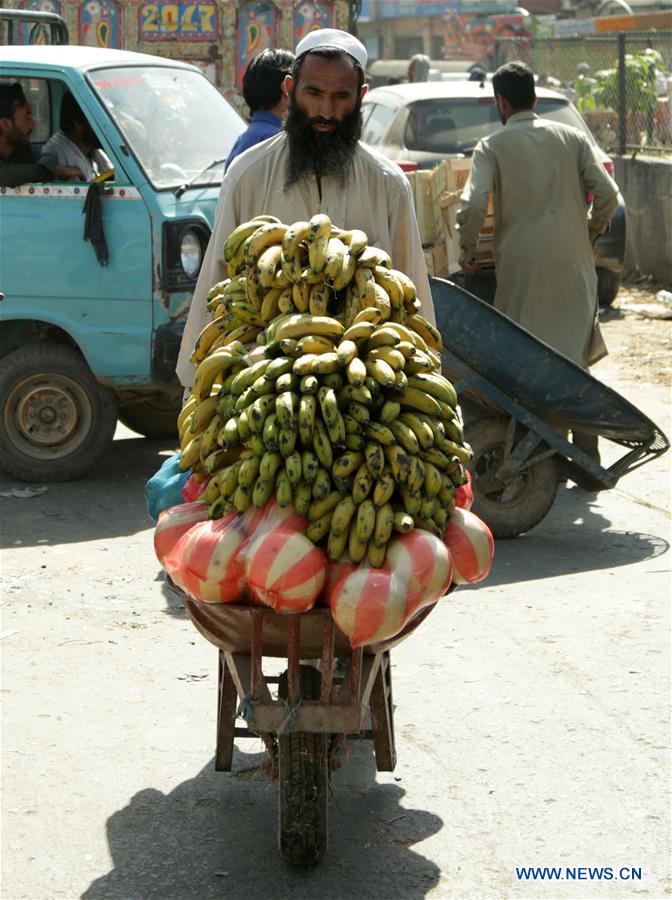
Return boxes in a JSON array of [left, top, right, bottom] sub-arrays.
[[614, 156, 672, 283]]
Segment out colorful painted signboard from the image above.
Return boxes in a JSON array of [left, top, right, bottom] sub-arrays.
[[445, 12, 530, 61], [16, 0, 62, 43], [294, 1, 333, 42], [139, 1, 218, 42], [237, 1, 279, 90], [79, 0, 121, 48]]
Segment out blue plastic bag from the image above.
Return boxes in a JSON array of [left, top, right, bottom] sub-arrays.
[[145, 453, 191, 522]]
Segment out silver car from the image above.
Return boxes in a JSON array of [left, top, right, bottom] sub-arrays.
[[361, 80, 626, 306]]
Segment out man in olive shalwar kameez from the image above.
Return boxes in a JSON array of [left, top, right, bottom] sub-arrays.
[[177, 29, 432, 390], [457, 61, 619, 370]]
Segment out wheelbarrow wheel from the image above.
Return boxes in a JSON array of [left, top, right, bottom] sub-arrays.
[[467, 417, 558, 539], [277, 665, 328, 868]]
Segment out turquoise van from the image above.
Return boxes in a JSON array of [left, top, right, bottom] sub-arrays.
[[0, 44, 245, 481]]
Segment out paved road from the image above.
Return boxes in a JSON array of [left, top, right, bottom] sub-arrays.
[[1, 352, 670, 899]]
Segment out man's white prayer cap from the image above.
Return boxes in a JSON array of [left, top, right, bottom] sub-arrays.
[[295, 28, 367, 70]]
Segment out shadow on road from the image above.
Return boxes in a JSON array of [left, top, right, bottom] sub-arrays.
[[81, 743, 443, 899], [0, 435, 175, 549], [484, 484, 669, 588]]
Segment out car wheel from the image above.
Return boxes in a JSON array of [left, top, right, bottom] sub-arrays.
[[118, 392, 181, 438], [0, 343, 118, 483], [597, 268, 620, 308]]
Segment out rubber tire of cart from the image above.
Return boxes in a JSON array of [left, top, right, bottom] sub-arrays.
[[118, 391, 181, 438], [0, 343, 118, 483], [277, 665, 328, 868], [596, 268, 620, 308], [467, 416, 559, 539]]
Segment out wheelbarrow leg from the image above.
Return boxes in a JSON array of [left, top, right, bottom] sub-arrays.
[[370, 651, 396, 772], [215, 650, 238, 772]]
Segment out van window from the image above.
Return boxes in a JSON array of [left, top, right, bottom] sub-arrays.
[[361, 103, 396, 145], [0, 76, 51, 142], [90, 66, 245, 190]]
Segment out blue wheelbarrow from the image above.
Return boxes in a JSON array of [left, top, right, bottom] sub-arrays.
[[431, 278, 669, 538]]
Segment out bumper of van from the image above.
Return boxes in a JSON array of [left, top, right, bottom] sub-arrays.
[[153, 320, 185, 383]]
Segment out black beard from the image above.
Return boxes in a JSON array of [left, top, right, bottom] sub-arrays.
[[284, 94, 362, 190]]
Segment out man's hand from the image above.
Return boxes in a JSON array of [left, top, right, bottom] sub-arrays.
[[55, 165, 86, 181], [460, 255, 479, 274]]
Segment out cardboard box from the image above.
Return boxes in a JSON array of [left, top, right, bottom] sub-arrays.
[[430, 158, 472, 205], [423, 240, 448, 278], [441, 189, 495, 274], [406, 170, 439, 247]]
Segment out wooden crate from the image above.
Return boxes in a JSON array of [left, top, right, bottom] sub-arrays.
[[406, 170, 440, 247]]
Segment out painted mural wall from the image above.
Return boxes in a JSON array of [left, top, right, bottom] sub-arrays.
[[8, 0, 352, 103]]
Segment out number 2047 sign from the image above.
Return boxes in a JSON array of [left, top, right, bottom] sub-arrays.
[[139, 1, 217, 41]]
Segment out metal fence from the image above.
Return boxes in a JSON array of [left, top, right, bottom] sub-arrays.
[[491, 32, 672, 156]]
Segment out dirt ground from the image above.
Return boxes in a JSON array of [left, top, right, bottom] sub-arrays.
[[599, 279, 672, 385], [1, 279, 670, 900]]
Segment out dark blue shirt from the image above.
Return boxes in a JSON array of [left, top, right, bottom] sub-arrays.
[[225, 111, 283, 172]]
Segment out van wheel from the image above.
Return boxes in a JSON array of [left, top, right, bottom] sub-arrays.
[[0, 344, 118, 483], [118, 393, 181, 438]]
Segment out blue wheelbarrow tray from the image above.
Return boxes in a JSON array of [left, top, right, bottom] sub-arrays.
[[431, 277, 669, 492]]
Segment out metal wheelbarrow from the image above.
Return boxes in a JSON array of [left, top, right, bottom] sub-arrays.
[[431, 277, 669, 538]]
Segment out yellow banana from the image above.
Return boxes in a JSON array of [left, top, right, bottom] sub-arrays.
[[356, 498, 376, 542], [398, 387, 442, 417], [274, 314, 344, 343], [354, 306, 384, 326], [292, 280, 310, 313], [308, 282, 331, 316], [367, 540, 387, 568], [406, 373, 457, 408], [372, 282, 391, 318], [308, 490, 342, 523], [330, 495, 357, 536], [340, 228, 368, 256], [342, 320, 376, 345], [193, 350, 240, 402], [244, 223, 287, 266], [256, 244, 283, 288], [190, 315, 230, 364], [323, 238, 347, 283], [177, 394, 198, 433], [180, 433, 205, 470], [365, 358, 396, 389], [407, 313, 443, 351], [260, 286, 283, 323], [224, 218, 274, 263], [331, 249, 356, 291], [282, 220, 311, 262], [373, 266, 404, 308], [348, 521, 368, 563], [357, 245, 392, 268], [297, 334, 336, 355], [373, 502, 394, 547]]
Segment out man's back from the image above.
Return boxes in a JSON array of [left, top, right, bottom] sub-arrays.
[[482, 113, 596, 265]]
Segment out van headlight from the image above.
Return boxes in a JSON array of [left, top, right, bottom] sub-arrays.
[[163, 221, 210, 291], [180, 229, 202, 278]]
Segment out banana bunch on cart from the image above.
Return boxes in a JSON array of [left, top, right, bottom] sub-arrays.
[[178, 212, 475, 571]]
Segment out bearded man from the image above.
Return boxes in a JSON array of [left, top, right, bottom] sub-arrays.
[[177, 29, 432, 390], [0, 83, 51, 187]]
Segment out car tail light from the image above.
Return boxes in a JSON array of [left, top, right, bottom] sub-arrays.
[[395, 160, 419, 173], [586, 158, 616, 202]]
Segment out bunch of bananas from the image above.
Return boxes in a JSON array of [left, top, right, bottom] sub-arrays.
[[179, 213, 472, 568]]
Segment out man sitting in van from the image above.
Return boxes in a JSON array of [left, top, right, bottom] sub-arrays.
[[0, 82, 51, 187], [39, 92, 112, 182]]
